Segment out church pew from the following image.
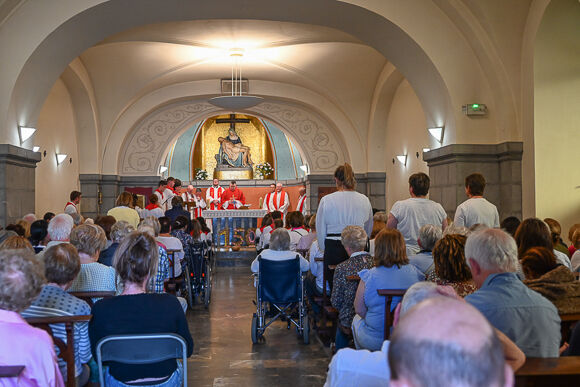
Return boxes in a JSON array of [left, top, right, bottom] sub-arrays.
[[560, 312, 580, 343], [515, 357, 580, 386], [377, 289, 407, 340], [25, 315, 92, 387]]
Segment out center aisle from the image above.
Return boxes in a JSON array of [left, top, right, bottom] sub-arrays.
[[186, 266, 331, 386]]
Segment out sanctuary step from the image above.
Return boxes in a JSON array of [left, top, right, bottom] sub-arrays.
[[215, 246, 257, 267]]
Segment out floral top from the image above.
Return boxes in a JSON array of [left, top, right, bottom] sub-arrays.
[[427, 271, 477, 297]]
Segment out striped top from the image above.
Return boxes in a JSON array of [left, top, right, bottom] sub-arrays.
[[21, 285, 91, 379]]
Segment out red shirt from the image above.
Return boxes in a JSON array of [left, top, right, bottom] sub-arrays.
[[221, 188, 246, 209]]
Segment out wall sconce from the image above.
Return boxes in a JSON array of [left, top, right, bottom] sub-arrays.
[[299, 165, 309, 175], [428, 127, 444, 143], [159, 165, 168, 174], [56, 153, 67, 165], [32, 146, 40, 152], [18, 126, 36, 144], [422, 148, 431, 153], [396, 154, 407, 166]]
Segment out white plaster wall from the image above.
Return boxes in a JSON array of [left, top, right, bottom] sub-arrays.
[[34, 79, 80, 217], [534, 0, 580, 243], [384, 79, 428, 211]]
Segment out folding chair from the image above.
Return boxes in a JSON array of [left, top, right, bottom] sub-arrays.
[[96, 333, 188, 386]]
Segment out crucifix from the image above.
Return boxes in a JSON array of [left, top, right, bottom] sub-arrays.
[[215, 114, 250, 131]]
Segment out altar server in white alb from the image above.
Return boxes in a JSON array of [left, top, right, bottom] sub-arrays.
[[64, 191, 82, 215], [206, 178, 224, 210], [153, 180, 167, 211], [267, 183, 290, 216], [295, 186, 308, 215], [387, 172, 447, 255], [262, 184, 276, 212], [191, 188, 207, 218], [163, 177, 177, 210], [454, 173, 499, 228]]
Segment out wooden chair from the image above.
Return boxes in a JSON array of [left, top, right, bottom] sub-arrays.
[[515, 356, 580, 386], [25, 315, 92, 387], [377, 289, 407, 340], [165, 249, 185, 294], [69, 291, 116, 307]]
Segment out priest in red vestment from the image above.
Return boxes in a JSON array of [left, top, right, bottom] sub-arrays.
[[221, 181, 246, 209]]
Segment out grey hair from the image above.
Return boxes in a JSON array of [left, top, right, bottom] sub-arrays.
[[48, 213, 74, 241], [465, 228, 518, 272], [373, 211, 388, 223], [270, 228, 290, 251], [341, 225, 368, 252], [22, 213, 37, 223], [418, 225, 442, 251], [137, 225, 156, 238], [70, 212, 83, 226], [110, 221, 135, 243], [0, 249, 45, 312], [400, 282, 440, 315], [443, 224, 471, 237], [139, 216, 160, 236]]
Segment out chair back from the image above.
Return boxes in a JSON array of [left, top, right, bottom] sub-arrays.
[[258, 256, 301, 304], [96, 333, 187, 386], [69, 291, 116, 307]]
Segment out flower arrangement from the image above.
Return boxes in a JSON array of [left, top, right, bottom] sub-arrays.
[[255, 162, 274, 179], [194, 168, 208, 180]]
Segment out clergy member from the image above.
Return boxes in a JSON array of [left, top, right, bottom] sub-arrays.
[[181, 185, 195, 203], [163, 177, 177, 210], [296, 186, 307, 214], [192, 188, 207, 218], [64, 191, 82, 215], [271, 183, 290, 216], [154, 180, 167, 210], [221, 181, 246, 209], [206, 178, 224, 210], [262, 184, 276, 212]]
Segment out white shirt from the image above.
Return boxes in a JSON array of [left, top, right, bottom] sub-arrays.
[[153, 190, 165, 211], [324, 341, 390, 387], [296, 194, 308, 214], [309, 241, 329, 292], [163, 188, 176, 210], [316, 191, 373, 249], [571, 250, 580, 272], [250, 249, 309, 273], [156, 236, 184, 277], [64, 202, 78, 215], [262, 191, 276, 212], [390, 198, 446, 254], [555, 249, 572, 269], [454, 197, 499, 228], [257, 225, 273, 249], [144, 207, 164, 219], [289, 228, 308, 251]]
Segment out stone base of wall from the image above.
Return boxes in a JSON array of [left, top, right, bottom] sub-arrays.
[[423, 142, 523, 221]]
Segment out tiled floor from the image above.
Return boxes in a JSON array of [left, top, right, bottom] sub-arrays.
[[186, 266, 331, 386]]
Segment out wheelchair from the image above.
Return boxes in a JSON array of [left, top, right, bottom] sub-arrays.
[[183, 241, 212, 309], [251, 256, 310, 344]]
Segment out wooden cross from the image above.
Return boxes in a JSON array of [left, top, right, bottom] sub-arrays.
[[215, 114, 251, 131]]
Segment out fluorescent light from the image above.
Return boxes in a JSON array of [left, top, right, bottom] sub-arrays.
[[396, 154, 407, 166], [56, 153, 67, 164], [19, 126, 36, 143], [428, 127, 444, 143], [422, 148, 431, 153], [32, 146, 40, 152], [159, 166, 168, 174]]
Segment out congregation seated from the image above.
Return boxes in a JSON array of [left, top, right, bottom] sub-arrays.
[[21, 244, 92, 385], [570, 227, 580, 271], [521, 246, 580, 314], [0, 235, 34, 252], [568, 223, 580, 257], [351, 229, 424, 350], [107, 191, 140, 228], [137, 220, 170, 294], [68, 224, 117, 293], [515, 217, 571, 269], [44, 212, 56, 223], [500, 216, 520, 237], [306, 230, 327, 313], [286, 211, 308, 251], [165, 196, 191, 225], [157, 216, 185, 278], [368, 219, 386, 257], [259, 218, 284, 250], [331, 226, 374, 350], [5, 223, 25, 237], [545, 218, 571, 257], [0, 249, 64, 386], [388, 297, 514, 387], [172, 215, 200, 278], [465, 228, 561, 357], [98, 220, 134, 267], [296, 213, 317, 252], [37, 213, 74, 260], [251, 228, 309, 273], [29, 219, 49, 253], [89, 231, 194, 386], [143, 193, 164, 218], [95, 215, 116, 250], [408, 224, 442, 275], [197, 217, 213, 247], [255, 213, 272, 250], [427, 234, 477, 297]]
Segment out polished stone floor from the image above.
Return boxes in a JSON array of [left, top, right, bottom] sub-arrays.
[[185, 266, 331, 386]]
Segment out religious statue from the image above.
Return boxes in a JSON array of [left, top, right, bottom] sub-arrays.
[[216, 128, 254, 167]]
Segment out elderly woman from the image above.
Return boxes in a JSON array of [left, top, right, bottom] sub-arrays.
[[21, 244, 92, 385], [331, 226, 374, 350], [408, 224, 442, 275], [515, 217, 571, 269], [107, 191, 140, 228], [89, 231, 194, 386], [351, 229, 424, 350], [522, 247, 580, 314], [0, 235, 34, 252], [0, 249, 64, 386], [99, 221, 135, 267], [427, 234, 477, 297], [251, 228, 309, 273], [68, 224, 117, 293]]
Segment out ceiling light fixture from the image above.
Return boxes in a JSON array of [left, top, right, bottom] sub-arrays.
[[209, 48, 263, 110], [396, 154, 407, 166], [18, 126, 36, 144], [56, 153, 67, 165], [428, 127, 444, 143]]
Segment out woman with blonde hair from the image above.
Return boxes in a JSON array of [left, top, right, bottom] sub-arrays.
[[351, 229, 423, 350], [316, 163, 373, 288], [0, 235, 34, 252]]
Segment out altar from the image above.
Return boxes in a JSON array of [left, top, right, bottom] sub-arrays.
[[203, 209, 267, 247]]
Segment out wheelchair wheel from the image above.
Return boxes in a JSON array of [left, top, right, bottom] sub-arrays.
[[303, 316, 310, 345], [251, 313, 259, 344], [184, 265, 194, 309], [203, 264, 212, 308]]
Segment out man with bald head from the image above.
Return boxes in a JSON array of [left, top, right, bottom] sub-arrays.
[[465, 228, 560, 357], [389, 297, 513, 387]]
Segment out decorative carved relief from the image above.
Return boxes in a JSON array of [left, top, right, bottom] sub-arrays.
[[120, 100, 346, 175]]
